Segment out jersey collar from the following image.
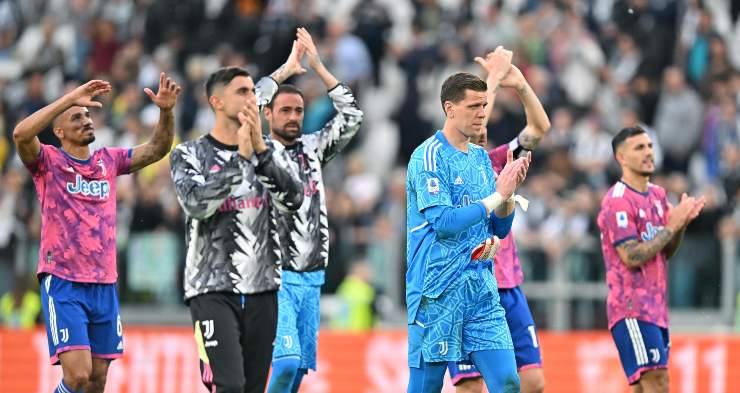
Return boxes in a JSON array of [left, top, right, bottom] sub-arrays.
[[619, 180, 650, 196]]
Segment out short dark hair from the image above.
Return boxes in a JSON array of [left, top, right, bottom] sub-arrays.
[[611, 126, 647, 155], [440, 72, 487, 114], [205, 66, 250, 98], [267, 84, 305, 109]]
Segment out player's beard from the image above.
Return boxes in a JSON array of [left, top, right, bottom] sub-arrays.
[[273, 121, 302, 144], [80, 126, 95, 145]]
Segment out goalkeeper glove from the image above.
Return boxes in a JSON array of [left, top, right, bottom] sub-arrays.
[[471, 236, 501, 261]]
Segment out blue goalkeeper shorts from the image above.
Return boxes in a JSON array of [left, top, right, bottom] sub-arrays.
[[272, 282, 321, 370], [409, 267, 512, 367]]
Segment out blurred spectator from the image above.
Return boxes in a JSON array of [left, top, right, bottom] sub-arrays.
[[654, 66, 703, 173], [569, 114, 613, 188], [332, 260, 376, 331], [352, 0, 392, 86], [0, 274, 41, 330]]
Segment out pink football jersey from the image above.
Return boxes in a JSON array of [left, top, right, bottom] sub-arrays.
[[488, 140, 523, 289], [27, 144, 132, 283], [597, 181, 669, 329]]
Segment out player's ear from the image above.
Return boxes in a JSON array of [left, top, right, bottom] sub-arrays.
[[209, 95, 222, 111], [444, 101, 454, 118], [614, 148, 625, 166], [52, 126, 64, 140]]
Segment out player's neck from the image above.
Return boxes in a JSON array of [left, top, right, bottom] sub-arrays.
[[61, 143, 90, 160], [441, 123, 469, 152], [211, 116, 240, 146], [620, 171, 650, 193]]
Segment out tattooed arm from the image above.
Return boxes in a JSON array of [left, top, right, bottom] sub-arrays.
[[663, 227, 686, 259], [503, 66, 551, 151], [615, 195, 702, 268], [615, 230, 675, 269]]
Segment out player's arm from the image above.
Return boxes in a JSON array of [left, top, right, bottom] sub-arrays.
[[252, 142, 304, 213], [423, 204, 488, 238], [501, 65, 551, 151], [615, 195, 701, 268], [616, 233, 675, 269], [297, 27, 364, 164], [169, 146, 247, 220], [472, 46, 512, 147], [130, 73, 181, 172], [12, 80, 111, 164]]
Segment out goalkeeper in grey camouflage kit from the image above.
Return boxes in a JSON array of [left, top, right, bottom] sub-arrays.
[[266, 27, 364, 393], [169, 42, 307, 393]]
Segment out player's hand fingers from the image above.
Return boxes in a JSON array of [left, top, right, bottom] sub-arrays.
[[144, 88, 156, 101], [506, 149, 513, 164], [237, 111, 248, 125]]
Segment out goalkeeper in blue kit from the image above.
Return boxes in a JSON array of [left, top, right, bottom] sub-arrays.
[[406, 70, 530, 393]]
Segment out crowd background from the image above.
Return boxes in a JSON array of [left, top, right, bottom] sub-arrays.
[[0, 0, 738, 332]]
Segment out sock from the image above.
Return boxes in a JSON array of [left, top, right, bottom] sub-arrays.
[[267, 357, 301, 393], [470, 349, 520, 393], [290, 368, 307, 393], [407, 360, 446, 393], [55, 380, 83, 393]]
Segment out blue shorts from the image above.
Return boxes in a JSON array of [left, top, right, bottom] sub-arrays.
[[408, 268, 512, 368], [611, 318, 670, 384], [448, 286, 542, 384], [272, 282, 320, 371], [39, 274, 123, 365]]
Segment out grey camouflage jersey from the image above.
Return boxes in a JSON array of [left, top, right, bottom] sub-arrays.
[[170, 77, 304, 300], [276, 83, 364, 273]]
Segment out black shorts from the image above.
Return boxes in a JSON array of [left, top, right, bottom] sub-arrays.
[[189, 291, 278, 393]]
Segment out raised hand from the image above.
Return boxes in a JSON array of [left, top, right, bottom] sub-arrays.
[[286, 39, 307, 76], [237, 107, 255, 159], [68, 80, 112, 108], [247, 100, 267, 154], [496, 150, 531, 199], [666, 193, 697, 231], [498, 64, 526, 91], [144, 72, 181, 111], [474, 46, 512, 84], [296, 27, 322, 70], [688, 196, 705, 221]]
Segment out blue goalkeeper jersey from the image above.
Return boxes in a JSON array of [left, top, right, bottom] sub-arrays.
[[406, 131, 505, 324]]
